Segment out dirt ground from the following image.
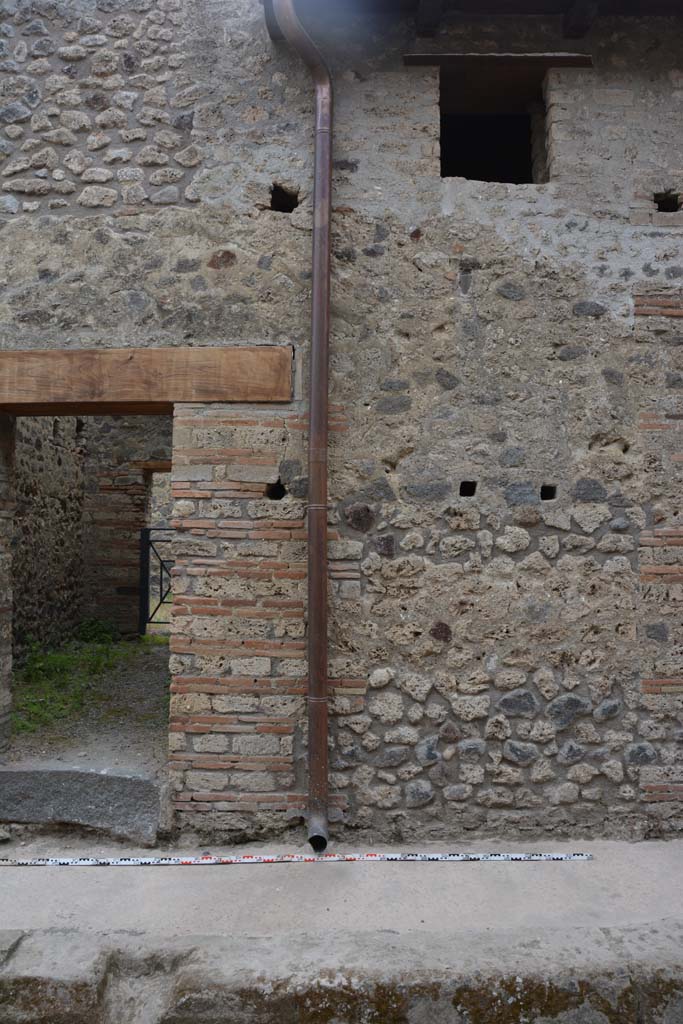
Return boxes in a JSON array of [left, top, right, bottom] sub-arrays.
[[3, 640, 170, 778]]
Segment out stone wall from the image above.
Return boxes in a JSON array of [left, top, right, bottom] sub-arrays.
[[81, 414, 172, 635], [12, 416, 85, 651], [1, 0, 683, 839], [0, 0, 204, 215], [150, 469, 172, 527]]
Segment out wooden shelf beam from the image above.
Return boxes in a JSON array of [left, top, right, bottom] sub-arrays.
[[403, 51, 593, 68], [416, 0, 444, 36]]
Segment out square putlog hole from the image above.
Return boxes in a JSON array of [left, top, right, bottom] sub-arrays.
[[654, 192, 682, 213]]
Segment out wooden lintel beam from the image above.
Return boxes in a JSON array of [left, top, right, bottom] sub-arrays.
[[404, 52, 593, 69], [0, 345, 292, 414], [563, 0, 600, 38], [416, 0, 443, 37]]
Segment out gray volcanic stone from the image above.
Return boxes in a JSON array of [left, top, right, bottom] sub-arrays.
[[497, 688, 539, 719], [405, 779, 433, 807], [572, 478, 608, 503], [457, 738, 486, 760], [573, 300, 607, 317], [0, 101, 31, 123], [497, 281, 526, 301], [547, 694, 593, 730], [602, 368, 624, 385], [502, 740, 539, 766], [402, 480, 452, 501], [376, 746, 409, 768], [593, 697, 622, 722], [625, 742, 657, 765], [558, 345, 588, 361], [435, 368, 459, 390], [557, 741, 586, 765], [499, 446, 525, 467], [376, 394, 411, 414], [0, 195, 19, 214], [504, 482, 539, 507], [416, 735, 440, 766], [352, 479, 395, 504]]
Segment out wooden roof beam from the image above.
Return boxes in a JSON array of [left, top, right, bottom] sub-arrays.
[[563, 0, 600, 38]]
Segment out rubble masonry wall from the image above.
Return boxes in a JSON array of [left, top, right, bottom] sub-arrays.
[[1, 0, 682, 838]]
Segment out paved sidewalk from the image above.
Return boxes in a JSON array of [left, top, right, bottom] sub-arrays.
[[1, 837, 683, 1022]]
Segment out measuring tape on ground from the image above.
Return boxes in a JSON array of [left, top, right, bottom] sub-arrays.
[[0, 851, 592, 867]]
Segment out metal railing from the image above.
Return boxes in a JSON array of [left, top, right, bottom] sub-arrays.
[[138, 527, 174, 635]]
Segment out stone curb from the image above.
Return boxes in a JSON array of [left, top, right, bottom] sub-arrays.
[[1, 924, 683, 1023]]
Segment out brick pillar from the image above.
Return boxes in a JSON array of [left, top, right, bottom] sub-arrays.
[[637, 405, 683, 821], [82, 462, 150, 635], [168, 402, 368, 839], [0, 416, 14, 751], [168, 402, 311, 837]]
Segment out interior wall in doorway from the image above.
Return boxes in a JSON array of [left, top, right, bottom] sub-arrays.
[[81, 415, 173, 636], [150, 471, 173, 529], [0, 416, 14, 750], [13, 416, 86, 653]]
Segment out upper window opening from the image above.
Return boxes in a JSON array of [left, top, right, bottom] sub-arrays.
[[270, 183, 299, 213], [654, 191, 682, 213], [439, 65, 548, 184]]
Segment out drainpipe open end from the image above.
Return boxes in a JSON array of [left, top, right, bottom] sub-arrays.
[[307, 815, 329, 854]]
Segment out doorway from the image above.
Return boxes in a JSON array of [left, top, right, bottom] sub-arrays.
[[1, 412, 173, 842]]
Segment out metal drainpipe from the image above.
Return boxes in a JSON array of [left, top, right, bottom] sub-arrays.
[[272, 0, 332, 853]]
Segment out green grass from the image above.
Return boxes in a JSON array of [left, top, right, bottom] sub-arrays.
[[11, 620, 137, 734]]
